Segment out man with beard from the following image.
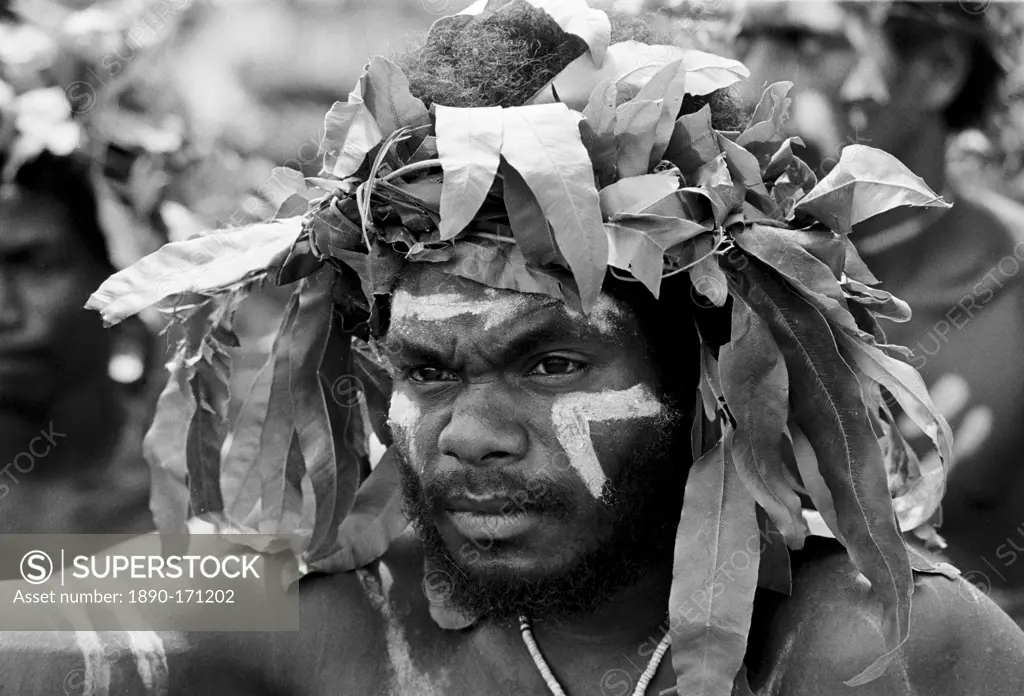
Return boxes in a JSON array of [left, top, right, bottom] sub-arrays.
[[732, 1, 1024, 621], [3, 2, 1024, 695]]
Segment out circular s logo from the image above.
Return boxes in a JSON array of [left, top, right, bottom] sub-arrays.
[[20, 550, 53, 584]]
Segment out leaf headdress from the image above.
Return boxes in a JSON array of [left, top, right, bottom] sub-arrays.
[[88, 1, 955, 692]]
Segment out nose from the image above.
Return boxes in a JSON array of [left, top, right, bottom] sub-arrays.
[[438, 384, 528, 468], [0, 267, 24, 330]]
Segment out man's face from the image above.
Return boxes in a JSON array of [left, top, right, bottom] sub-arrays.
[[735, 1, 923, 175], [0, 186, 112, 415], [382, 265, 692, 620]]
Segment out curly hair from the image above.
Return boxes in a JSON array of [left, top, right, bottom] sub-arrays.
[[395, 2, 743, 130]]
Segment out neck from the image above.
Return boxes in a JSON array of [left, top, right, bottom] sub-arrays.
[[0, 375, 125, 480], [856, 114, 951, 240], [527, 561, 673, 648]]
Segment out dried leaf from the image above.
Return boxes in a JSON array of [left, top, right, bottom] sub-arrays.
[[500, 104, 606, 311], [842, 280, 911, 323], [309, 448, 409, 572], [717, 133, 778, 217], [604, 214, 705, 295], [842, 235, 880, 285], [435, 105, 503, 240], [719, 300, 804, 548], [319, 102, 383, 179], [764, 136, 806, 182], [670, 438, 759, 696], [86, 218, 304, 326], [794, 145, 950, 235], [737, 263, 912, 686], [501, 160, 562, 266]]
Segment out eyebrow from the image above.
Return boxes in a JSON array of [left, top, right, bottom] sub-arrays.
[[381, 310, 623, 366]]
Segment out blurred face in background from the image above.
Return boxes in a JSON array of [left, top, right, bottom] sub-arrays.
[[734, 0, 970, 177], [0, 185, 112, 417]]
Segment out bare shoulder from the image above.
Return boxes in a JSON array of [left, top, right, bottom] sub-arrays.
[[751, 539, 1024, 696]]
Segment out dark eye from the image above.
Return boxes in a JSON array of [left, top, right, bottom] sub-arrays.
[[528, 357, 584, 377], [408, 365, 459, 383]]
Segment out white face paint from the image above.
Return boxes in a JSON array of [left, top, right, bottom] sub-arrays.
[[390, 288, 531, 330], [388, 390, 422, 469], [550, 384, 664, 499], [390, 288, 625, 335]]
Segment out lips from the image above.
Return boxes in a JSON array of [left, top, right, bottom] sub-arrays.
[[444, 494, 537, 540]]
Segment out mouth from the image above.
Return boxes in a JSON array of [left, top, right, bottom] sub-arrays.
[[444, 495, 538, 540]]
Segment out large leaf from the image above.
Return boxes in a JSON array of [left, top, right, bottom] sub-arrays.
[[186, 341, 231, 516], [663, 104, 722, 175], [580, 79, 619, 187], [735, 81, 793, 150], [434, 239, 580, 309], [319, 102, 383, 180], [787, 420, 844, 543], [614, 98, 662, 179], [500, 104, 606, 311], [687, 236, 728, 307], [670, 438, 759, 696], [310, 448, 409, 572], [604, 214, 705, 296], [86, 218, 304, 326], [361, 57, 430, 142], [735, 265, 912, 686], [501, 159, 561, 267], [719, 299, 805, 548], [220, 356, 274, 525], [598, 172, 680, 218], [435, 105, 503, 240], [794, 145, 950, 235], [632, 60, 689, 167], [835, 335, 953, 473], [695, 154, 743, 226], [291, 270, 362, 563], [734, 224, 857, 334], [530, 41, 748, 110], [142, 358, 195, 534]]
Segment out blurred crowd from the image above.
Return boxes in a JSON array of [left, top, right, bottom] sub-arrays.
[[2, 0, 1024, 622]]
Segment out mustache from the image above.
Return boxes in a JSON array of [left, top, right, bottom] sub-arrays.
[[417, 466, 578, 518]]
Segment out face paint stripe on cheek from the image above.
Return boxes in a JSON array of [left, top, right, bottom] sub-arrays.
[[388, 390, 422, 471], [550, 384, 664, 499]]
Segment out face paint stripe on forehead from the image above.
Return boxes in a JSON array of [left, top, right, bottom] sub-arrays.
[[551, 384, 664, 499], [390, 288, 533, 330]]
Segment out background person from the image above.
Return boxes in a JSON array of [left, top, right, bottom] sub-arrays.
[[732, 0, 1024, 623]]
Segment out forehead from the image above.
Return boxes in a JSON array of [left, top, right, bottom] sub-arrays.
[[384, 264, 637, 347], [0, 185, 74, 249]]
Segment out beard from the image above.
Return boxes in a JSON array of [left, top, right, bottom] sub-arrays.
[[399, 405, 692, 625]]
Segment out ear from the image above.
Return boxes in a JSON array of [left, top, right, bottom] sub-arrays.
[[913, 34, 972, 113]]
